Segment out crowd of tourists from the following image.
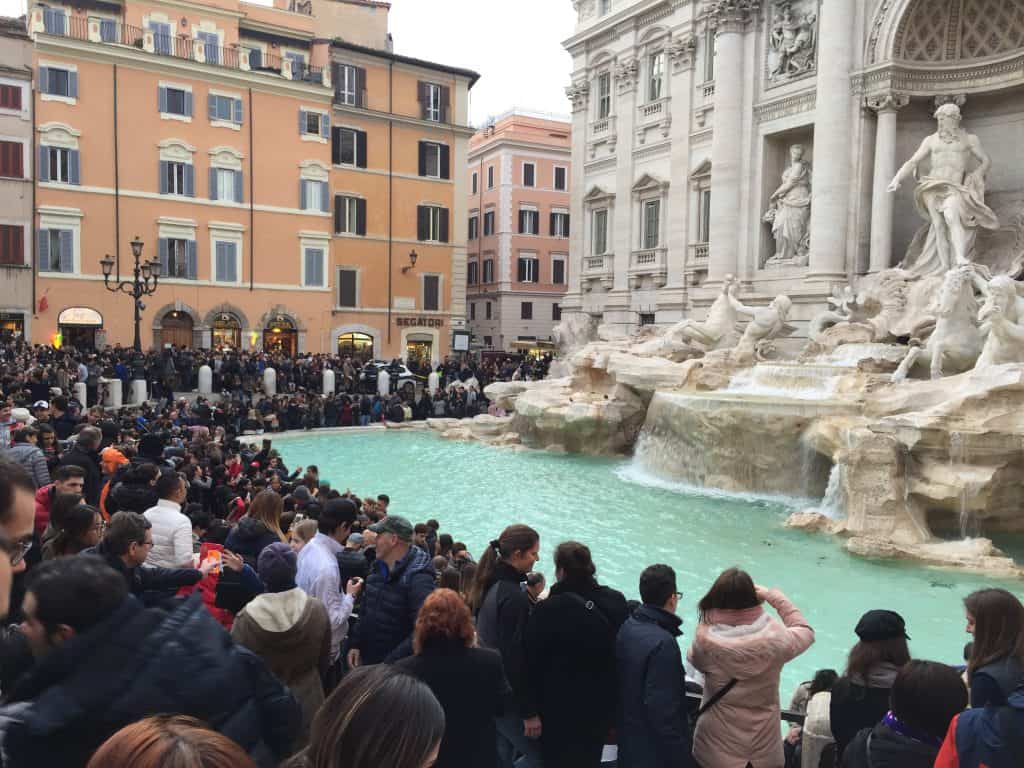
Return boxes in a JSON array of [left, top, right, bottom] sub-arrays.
[[0, 338, 1021, 768]]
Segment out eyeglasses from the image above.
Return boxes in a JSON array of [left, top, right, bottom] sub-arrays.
[[0, 536, 33, 567], [674, 591, 684, 599]]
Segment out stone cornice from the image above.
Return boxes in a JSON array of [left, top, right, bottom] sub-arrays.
[[852, 50, 1024, 97], [753, 89, 816, 123]]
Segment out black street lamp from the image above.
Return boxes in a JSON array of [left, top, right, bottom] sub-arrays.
[[100, 236, 162, 352]]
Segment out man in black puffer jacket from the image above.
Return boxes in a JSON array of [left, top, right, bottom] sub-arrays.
[[347, 515, 434, 666], [0, 556, 299, 768]]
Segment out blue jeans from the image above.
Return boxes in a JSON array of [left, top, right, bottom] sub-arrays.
[[495, 713, 544, 768]]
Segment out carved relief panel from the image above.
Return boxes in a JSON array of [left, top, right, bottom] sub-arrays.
[[765, 0, 820, 89]]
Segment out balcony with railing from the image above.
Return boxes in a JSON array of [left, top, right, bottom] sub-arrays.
[[638, 97, 669, 124], [587, 114, 617, 160], [583, 253, 613, 291], [688, 243, 710, 271], [30, 6, 329, 88], [629, 247, 667, 288]]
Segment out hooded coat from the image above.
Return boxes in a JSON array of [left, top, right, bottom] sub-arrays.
[[476, 560, 536, 718], [0, 594, 300, 768], [829, 663, 901, 760], [934, 687, 1024, 768], [231, 587, 330, 747], [526, 578, 630, 768], [3, 443, 50, 489], [687, 589, 814, 768]]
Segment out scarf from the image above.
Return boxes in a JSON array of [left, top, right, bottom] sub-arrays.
[[881, 711, 943, 748], [705, 605, 764, 627]]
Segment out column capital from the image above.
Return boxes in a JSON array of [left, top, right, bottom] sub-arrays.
[[614, 58, 640, 93], [866, 91, 910, 113], [565, 80, 590, 112], [668, 34, 698, 72], [707, 0, 759, 34]]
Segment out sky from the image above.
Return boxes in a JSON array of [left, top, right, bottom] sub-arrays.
[[0, 0, 578, 126]]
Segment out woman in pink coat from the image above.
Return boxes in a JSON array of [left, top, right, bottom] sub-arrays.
[[687, 568, 814, 768]]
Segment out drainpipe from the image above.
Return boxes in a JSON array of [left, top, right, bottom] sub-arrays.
[[248, 87, 255, 291], [113, 64, 120, 280], [387, 59, 393, 346], [30, 64, 37, 330]]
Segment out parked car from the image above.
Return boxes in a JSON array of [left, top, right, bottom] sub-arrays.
[[358, 361, 417, 394]]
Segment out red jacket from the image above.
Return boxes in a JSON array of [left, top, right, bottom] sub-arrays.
[[34, 484, 55, 538], [177, 542, 235, 630]]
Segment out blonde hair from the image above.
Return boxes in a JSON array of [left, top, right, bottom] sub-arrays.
[[291, 518, 318, 545], [247, 490, 287, 542]]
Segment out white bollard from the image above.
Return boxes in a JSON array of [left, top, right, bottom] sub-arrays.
[[73, 382, 87, 408], [263, 367, 277, 396], [198, 365, 213, 395], [102, 378, 123, 410], [427, 371, 440, 396], [131, 379, 148, 405], [377, 369, 390, 397], [323, 368, 335, 395]]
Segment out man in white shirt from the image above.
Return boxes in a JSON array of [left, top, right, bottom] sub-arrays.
[[296, 498, 362, 677], [143, 471, 193, 569]]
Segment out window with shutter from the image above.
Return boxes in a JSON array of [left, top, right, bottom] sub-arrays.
[[423, 83, 442, 122], [0, 141, 22, 178], [698, 190, 712, 243], [470, 302, 476, 320], [519, 209, 538, 235], [197, 31, 220, 65], [99, 18, 118, 43], [523, 163, 535, 187], [41, 146, 76, 184], [554, 166, 567, 191], [163, 87, 190, 117], [467, 262, 478, 285], [164, 162, 189, 195], [150, 21, 172, 55], [0, 225, 23, 266], [0, 85, 21, 111], [209, 94, 241, 124], [338, 269, 358, 307], [423, 275, 440, 311], [597, 72, 611, 119], [521, 302, 533, 320], [336, 64, 358, 106], [41, 67, 74, 98], [553, 260, 566, 285], [593, 209, 608, 254], [485, 302, 492, 320], [484, 211, 495, 236], [420, 142, 442, 178], [643, 199, 660, 249], [552, 213, 570, 238], [336, 128, 360, 166], [215, 241, 238, 282], [164, 238, 192, 279], [517, 257, 538, 283], [483, 259, 493, 283], [487, 166, 494, 189], [552, 303, 562, 321], [304, 248, 324, 287], [471, 172, 478, 194], [468, 216, 479, 240], [335, 196, 362, 234]]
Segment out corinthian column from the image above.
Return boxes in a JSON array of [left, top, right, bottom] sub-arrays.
[[707, 1, 755, 283], [807, 0, 856, 280], [867, 91, 910, 272]]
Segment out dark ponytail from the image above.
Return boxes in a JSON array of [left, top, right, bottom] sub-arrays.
[[467, 524, 539, 614]]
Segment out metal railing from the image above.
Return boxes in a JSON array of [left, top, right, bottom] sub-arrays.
[[35, 10, 324, 84]]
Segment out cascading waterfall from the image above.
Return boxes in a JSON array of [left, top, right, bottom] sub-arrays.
[[819, 463, 844, 519], [949, 431, 977, 539]]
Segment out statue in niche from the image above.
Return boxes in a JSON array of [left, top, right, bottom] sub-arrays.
[[763, 144, 812, 267], [889, 103, 999, 277], [768, 2, 817, 82]]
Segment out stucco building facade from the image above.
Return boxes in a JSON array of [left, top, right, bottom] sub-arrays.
[[562, 0, 1024, 335], [25, 0, 477, 365], [466, 109, 571, 352], [0, 17, 34, 341]]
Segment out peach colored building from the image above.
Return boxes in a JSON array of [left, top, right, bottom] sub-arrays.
[[466, 109, 571, 352], [27, 0, 477, 364]]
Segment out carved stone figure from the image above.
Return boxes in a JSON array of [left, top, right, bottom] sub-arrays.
[[664, 274, 744, 350], [729, 295, 795, 366], [975, 275, 1024, 370], [891, 265, 986, 382], [809, 286, 860, 340], [890, 104, 999, 277], [763, 144, 812, 267], [768, 2, 818, 81]]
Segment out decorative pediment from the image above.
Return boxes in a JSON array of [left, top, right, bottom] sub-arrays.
[[299, 159, 330, 180], [209, 146, 244, 170], [583, 185, 615, 204], [690, 159, 712, 179], [632, 173, 669, 195], [158, 139, 196, 163], [38, 122, 81, 149]]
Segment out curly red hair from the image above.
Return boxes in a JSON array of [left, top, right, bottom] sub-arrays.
[[413, 588, 475, 654]]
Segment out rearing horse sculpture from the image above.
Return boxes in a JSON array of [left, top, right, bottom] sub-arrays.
[[892, 265, 985, 382]]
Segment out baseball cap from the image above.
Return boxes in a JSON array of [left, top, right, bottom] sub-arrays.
[[855, 610, 910, 643], [348, 532, 365, 547], [368, 515, 413, 542], [32, 400, 49, 410]]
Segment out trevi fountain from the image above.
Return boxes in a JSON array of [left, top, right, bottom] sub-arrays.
[[420, 102, 1024, 579]]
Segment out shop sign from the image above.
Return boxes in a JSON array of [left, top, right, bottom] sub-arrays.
[[57, 307, 103, 327], [396, 317, 444, 328]]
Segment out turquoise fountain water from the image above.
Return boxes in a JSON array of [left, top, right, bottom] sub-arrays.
[[278, 430, 1024, 698]]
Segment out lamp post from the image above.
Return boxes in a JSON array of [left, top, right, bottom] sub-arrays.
[[100, 236, 162, 353]]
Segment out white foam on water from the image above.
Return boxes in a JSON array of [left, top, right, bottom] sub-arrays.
[[616, 460, 813, 509], [819, 464, 844, 519], [723, 364, 843, 401]]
